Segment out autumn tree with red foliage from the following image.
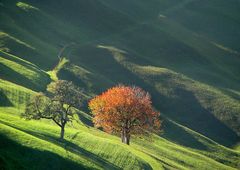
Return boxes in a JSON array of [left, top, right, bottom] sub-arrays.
[[89, 85, 161, 145]]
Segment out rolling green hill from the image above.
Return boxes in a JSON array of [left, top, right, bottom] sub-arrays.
[[0, 0, 240, 169]]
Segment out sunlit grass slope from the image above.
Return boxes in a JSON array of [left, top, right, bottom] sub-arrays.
[[0, 111, 161, 170], [0, 0, 240, 169], [0, 110, 239, 170], [0, 50, 50, 91], [0, 79, 35, 111]]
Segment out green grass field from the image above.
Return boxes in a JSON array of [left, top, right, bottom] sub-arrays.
[[0, 0, 240, 169], [0, 109, 239, 170]]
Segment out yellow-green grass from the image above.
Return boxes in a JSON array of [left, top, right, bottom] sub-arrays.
[[1, 0, 239, 137], [16, 2, 39, 11], [0, 109, 239, 170], [47, 57, 69, 81], [233, 144, 240, 151], [0, 79, 35, 110], [0, 112, 162, 170], [1, 62, 239, 169], [0, 51, 50, 91], [0, 0, 240, 169], [0, 122, 98, 170]]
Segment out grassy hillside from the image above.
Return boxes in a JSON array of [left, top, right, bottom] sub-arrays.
[[0, 79, 35, 110], [60, 45, 239, 146], [0, 0, 240, 169], [0, 110, 239, 170], [0, 50, 50, 91]]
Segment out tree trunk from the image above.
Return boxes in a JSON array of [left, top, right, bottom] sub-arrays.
[[121, 128, 130, 145], [126, 133, 130, 145], [121, 129, 124, 143], [60, 125, 65, 140], [60, 114, 66, 140]]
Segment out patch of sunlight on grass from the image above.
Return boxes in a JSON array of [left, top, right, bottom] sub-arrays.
[[47, 57, 69, 81], [0, 79, 35, 110], [233, 143, 240, 151], [97, 45, 127, 54], [0, 112, 162, 169], [0, 31, 35, 50], [0, 123, 99, 169], [211, 42, 239, 55], [0, 56, 39, 79], [1, 111, 237, 169], [158, 14, 167, 19], [0, 52, 50, 91], [16, 2, 39, 12]]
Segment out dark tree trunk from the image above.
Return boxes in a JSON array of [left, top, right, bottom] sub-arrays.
[[126, 133, 130, 145], [121, 129, 124, 143], [121, 128, 130, 145], [60, 113, 66, 140], [60, 125, 65, 140]]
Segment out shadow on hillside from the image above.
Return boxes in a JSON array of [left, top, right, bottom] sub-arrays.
[[69, 45, 150, 93], [0, 90, 13, 107], [221, 88, 240, 101], [0, 121, 122, 170], [161, 119, 208, 150], [0, 134, 87, 170], [154, 87, 239, 148], [0, 63, 45, 91], [118, 17, 240, 92], [77, 111, 94, 127], [1, 0, 58, 69], [68, 45, 239, 148]]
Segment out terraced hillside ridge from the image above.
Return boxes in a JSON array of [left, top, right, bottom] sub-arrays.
[[0, 0, 240, 169]]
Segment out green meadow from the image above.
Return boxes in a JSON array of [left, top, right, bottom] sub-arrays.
[[0, 0, 239, 169]]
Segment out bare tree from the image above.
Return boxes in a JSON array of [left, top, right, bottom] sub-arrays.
[[22, 80, 83, 140]]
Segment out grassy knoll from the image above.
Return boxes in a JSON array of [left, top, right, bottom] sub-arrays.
[[0, 110, 239, 170]]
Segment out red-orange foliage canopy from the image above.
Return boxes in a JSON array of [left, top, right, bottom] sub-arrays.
[[89, 85, 161, 144]]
